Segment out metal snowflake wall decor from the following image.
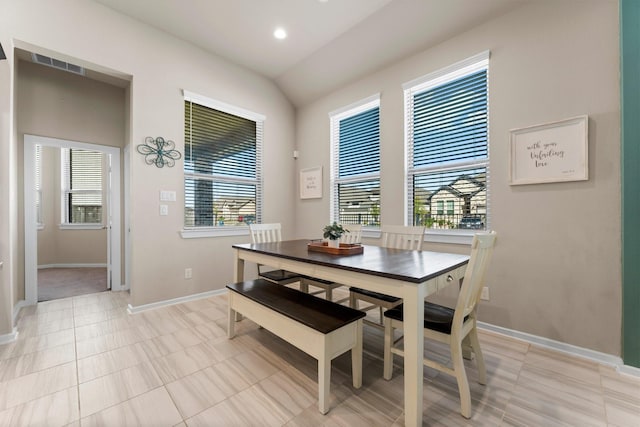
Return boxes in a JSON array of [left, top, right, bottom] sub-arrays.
[[137, 136, 182, 168]]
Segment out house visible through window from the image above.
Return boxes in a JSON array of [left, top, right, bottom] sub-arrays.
[[405, 51, 489, 232], [62, 148, 103, 224], [184, 92, 263, 228], [330, 95, 380, 226]]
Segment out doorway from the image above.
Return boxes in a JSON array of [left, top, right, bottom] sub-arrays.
[[24, 135, 122, 305]]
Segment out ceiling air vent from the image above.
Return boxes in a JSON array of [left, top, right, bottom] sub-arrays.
[[31, 53, 85, 76]]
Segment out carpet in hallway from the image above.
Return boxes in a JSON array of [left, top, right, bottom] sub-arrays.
[[38, 267, 108, 302]]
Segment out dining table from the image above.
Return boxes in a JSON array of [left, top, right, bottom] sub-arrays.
[[232, 239, 470, 427]]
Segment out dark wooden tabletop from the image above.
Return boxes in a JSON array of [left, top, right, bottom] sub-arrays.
[[233, 239, 469, 284]]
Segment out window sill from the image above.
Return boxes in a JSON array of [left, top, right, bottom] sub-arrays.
[[181, 226, 250, 239], [59, 224, 104, 230], [363, 227, 476, 246]]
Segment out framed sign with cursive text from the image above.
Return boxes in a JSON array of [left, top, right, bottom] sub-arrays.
[[300, 166, 323, 199], [509, 115, 588, 185]]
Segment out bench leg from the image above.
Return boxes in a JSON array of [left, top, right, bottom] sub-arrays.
[[352, 320, 363, 388], [318, 347, 331, 414], [228, 304, 236, 339]]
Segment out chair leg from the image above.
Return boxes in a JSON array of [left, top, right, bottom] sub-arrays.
[[300, 280, 309, 293], [349, 293, 357, 309], [383, 317, 394, 380], [326, 288, 333, 301], [451, 338, 472, 419], [462, 335, 473, 360], [378, 306, 384, 326], [468, 328, 487, 385]]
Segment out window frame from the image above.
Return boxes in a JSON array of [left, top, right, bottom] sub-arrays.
[[404, 51, 490, 245], [181, 90, 265, 239], [329, 94, 381, 232]]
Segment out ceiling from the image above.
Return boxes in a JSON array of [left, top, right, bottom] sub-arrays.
[[93, 0, 527, 107]]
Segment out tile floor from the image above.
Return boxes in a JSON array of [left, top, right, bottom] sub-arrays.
[[0, 289, 638, 426]]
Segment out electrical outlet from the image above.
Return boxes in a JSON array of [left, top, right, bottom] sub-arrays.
[[481, 286, 489, 301], [185, 268, 192, 279]]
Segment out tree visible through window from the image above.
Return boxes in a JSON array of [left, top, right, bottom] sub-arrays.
[[184, 94, 263, 227], [406, 52, 489, 232]]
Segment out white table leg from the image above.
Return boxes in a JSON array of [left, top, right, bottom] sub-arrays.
[[352, 320, 363, 389], [234, 249, 245, 282], [403, 283, 426, 427], [233, 250, 244, 322]]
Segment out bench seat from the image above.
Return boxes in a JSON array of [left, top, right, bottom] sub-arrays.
[[227, 279, 365, 414]]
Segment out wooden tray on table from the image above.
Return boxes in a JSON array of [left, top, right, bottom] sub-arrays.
[[307, 241, 364, 255]]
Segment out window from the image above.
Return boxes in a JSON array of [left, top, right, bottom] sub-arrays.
[[446, 200, 454, 216], [62, 148, 103, 224], [184, 91, 263, 228], [405, 51, 489, 234], [330, 95, 380, 227]]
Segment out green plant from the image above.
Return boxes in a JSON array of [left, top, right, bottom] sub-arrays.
[[323, 222, 348, 240]]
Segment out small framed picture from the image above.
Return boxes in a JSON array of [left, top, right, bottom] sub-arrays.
[[300, 167, 322, 199], [510, 115, 588, 185]]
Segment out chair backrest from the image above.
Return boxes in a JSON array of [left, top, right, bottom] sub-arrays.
[[380, 225, 425, 250], [454, 231, 497, 323], [340, 224, 362, 244], [249, 223, 283, 243]]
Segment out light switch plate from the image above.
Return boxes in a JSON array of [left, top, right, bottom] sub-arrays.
[[160, 191, 176, 202], [160, 204, 169, 216]]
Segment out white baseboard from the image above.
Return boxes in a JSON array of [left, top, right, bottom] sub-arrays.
[[619, 364, 640, 377], [477, 321, 639, 377], [0, 327, 18, 345], [13, 300, 29, 325], [38, 263, 107, 269], [127, 288, 227, 314]]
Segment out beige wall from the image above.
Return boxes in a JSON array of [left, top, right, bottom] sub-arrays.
[[0, 0, 296, 338], [295, 0, 621, 355], [36, 147, 107, 266]]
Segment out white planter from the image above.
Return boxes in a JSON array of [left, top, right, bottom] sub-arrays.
[[328, 239, 340, 248]]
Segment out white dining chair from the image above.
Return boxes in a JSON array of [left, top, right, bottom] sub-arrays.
[[349, 225, 425, 327], [382, 231, 497, 419], [302, 224, 363, 302], [249, 223, 304, 287]]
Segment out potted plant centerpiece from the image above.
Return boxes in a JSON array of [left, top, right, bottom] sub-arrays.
[[323, 222, 348, 248]]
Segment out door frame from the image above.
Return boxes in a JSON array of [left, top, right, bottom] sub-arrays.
[[23, 134, 123, 305]]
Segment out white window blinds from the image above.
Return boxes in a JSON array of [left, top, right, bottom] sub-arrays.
[[184, 95, 263, 227], [62, 148, 103, 224], [330, 96, 380, 226], [405, 52, 489, 232]]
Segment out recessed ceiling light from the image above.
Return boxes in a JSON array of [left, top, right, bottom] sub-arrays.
[[273, 27, 287, 40]]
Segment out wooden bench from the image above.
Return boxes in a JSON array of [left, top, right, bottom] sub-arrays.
[[226, 279, 365, 414]]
